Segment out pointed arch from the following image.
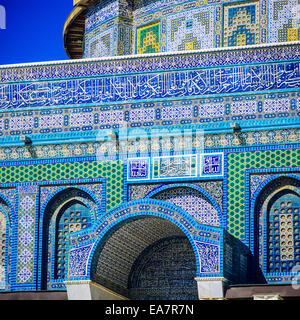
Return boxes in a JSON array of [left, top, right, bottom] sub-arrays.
[[39, 187, 97, 290], [251, 175, 300, 283], [65, 199, 223, 299]]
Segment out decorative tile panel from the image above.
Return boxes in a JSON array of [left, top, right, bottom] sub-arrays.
[[137, 21, 161, 54], [128, 158, 150, 180], [153, 155, 197, 179], [69, 244, 93, 277], [269, 0, 300, 42], [166, 6, 214, 51], [1, 160, 123, 213], [194, 241, 220, 273], [152, 187, 220, 226], [127, 153, 224, 181], [16, 185, 38, 285], [223, 1, 260, 47], [0, 210, 6, 288], [0, 61, 298, 112], [0, 93, 297, 138], [200, 153, 224, 178]]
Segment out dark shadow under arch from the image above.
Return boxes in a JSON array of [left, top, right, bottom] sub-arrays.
[[128, 235, 198, 300], [90, 214, 198, 300]]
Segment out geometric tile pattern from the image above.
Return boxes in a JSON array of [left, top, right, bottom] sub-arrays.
[[16, 186, 38, 284], [0, 127, 299, 162], [17, 266, 32, 283], [269, 0, 300, 42], [0, 189, 15, 290], [137, 21, 160, 54], [1, 94, 297, 138], [152, 187, 220, 226], [0, 210, 6, 286], [75, 0, 135, 57], [85, 0, 119, 33], [223, 1, 260, 47], [167, 6, 214, 51], [0, 161, 123, 211], [86, 28, 114, 58], [227, 149, 300, 240], [83, 0, 120, 58], [133, 0, 264, 52]]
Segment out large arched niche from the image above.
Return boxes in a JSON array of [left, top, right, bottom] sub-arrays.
[[40, 187, 97, 290], [252, 175, 300, 283], [90, 215, 198, 300]]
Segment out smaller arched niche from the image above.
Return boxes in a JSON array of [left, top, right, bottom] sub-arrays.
[[54, 200, 93, 280], [41, 188, 96, 289], [266, 190, 300, 273], [254, 176, 300, 279]]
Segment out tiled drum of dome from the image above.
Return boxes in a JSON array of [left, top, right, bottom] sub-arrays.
[[227, 149, 300, 240], [152, 187, 220, 227], [166, 6, 214, 51], [85, 0, 119, 33], [136, 21, 160, 54], [84, 0, 119, 58], [223, 1, 260, 47], [269, 0, 300, 42], [86, 28, 114, 58]]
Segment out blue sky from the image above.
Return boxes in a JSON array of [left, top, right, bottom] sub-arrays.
[[0, 0, 74, 65]]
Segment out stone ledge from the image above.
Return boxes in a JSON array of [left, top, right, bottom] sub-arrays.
[[0, 291, 68, 300], [225, 284, 300, 300]]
